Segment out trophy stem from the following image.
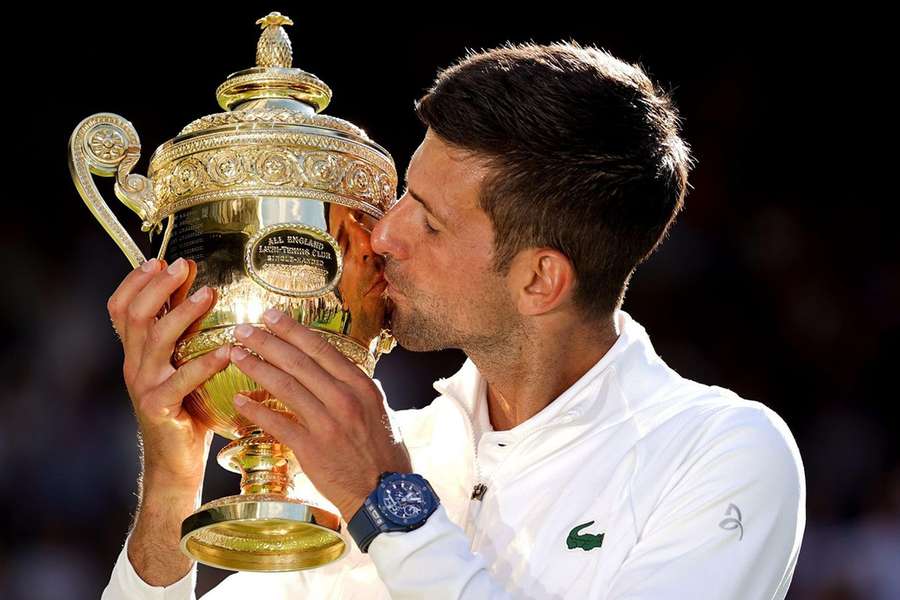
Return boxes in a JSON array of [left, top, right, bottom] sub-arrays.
[[219, 426, 297, 496], [179, 423, 347, 571]]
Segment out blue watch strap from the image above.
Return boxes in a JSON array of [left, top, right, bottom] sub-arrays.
[[347, 499, 383, 553]]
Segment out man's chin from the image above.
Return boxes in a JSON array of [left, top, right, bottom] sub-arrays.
[[389, 309, 451, 353], [392, 336, 450, 353]]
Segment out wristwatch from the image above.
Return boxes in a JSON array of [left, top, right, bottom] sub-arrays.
[[347, 472, 440, 553]]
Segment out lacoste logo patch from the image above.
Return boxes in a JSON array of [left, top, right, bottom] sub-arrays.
[[566, 521, 605, 551]]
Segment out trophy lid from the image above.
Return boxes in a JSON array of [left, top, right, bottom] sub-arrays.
[[145, 13, 396, 227], [215, 12, 332, 113]]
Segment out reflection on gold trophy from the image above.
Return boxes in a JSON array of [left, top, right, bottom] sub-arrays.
[[68, 13, 396, 572]]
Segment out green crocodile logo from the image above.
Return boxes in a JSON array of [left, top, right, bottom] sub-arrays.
[[566, 521, 605, 551]]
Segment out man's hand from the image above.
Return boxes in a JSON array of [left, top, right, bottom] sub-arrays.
[[229, 308, 411, 521], [108, 257, 231, 491], [107, 257, 231, 586]]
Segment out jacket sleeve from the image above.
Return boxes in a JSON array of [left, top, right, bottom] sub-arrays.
[[605, 405, 806, 600], [97, 535, 293, 600], [100, 533, 197, 600], [368, 505, 514, 599]]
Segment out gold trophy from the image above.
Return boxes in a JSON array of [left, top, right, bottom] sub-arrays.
[[68, 13, 396, 572]]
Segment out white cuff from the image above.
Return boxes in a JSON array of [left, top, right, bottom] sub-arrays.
[[101, 533, 196, 600]]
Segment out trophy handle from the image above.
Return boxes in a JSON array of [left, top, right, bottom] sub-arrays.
[[68, 113, 164, 268]]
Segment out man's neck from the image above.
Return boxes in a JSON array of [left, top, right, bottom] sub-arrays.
[[468, 314, 619, 431]]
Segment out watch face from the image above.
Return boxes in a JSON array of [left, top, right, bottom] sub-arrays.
[[377, 476, 432, 525]]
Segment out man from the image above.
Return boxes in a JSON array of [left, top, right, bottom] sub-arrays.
[[102, 42, 805, 599]]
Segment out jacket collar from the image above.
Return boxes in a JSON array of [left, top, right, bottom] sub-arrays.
[[431, 310, 665, 441]]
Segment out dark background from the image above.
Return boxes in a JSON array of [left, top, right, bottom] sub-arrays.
[[1, 6, 895, 599]]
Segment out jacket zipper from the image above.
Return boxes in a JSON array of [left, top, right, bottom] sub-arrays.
[[471, 483, 488, 501], [454, 398, 486, 540]]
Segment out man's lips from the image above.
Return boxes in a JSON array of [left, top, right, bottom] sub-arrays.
[[382, 271, 402, 297]]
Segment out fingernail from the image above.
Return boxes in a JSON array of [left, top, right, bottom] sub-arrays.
[[231, 347, 249, 361], [234, 394, 250, 407], [167, 258, 186, 275], [234, 324, 254, 339], [189, 286, 210, 303], [215, 345, 230, 359], [263, 309, 283, 325], [141, 259, 158, 272]]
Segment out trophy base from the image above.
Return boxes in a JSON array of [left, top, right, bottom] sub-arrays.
[[180, 493, 347, 572]]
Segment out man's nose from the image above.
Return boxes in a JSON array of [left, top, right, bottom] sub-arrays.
[[371, 196, 410, 260]]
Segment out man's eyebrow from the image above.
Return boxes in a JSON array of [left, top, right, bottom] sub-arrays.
[[403, 164, 450, 224], [407, 186, 449, 225]]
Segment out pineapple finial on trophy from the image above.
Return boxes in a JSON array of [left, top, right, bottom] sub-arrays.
[[214, 11, 331, 112], [255, 12, 294, 68]]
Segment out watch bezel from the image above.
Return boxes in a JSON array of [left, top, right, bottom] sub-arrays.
[[375, 472, 437, 527]]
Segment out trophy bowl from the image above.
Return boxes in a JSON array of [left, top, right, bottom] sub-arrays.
[[68, 12, 396, 572]]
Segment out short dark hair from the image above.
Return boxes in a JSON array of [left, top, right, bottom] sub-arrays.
[[415, 42, 693, 316]]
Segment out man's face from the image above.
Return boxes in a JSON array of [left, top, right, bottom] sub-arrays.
[[370, 130, 521, 352]]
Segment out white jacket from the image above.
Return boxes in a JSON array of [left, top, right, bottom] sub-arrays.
[[102, 311, 805, 599]]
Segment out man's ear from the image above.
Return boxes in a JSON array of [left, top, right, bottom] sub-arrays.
[[509, 248, 576, 317]]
